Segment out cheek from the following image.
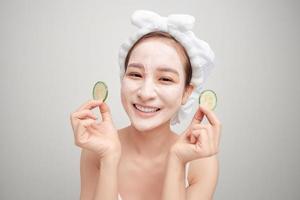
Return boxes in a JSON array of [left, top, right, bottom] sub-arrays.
[[121, 78, 138, 105], [121, 79, 138, 94], [120, 81, 131, 113], [158, 85, 185, 106]]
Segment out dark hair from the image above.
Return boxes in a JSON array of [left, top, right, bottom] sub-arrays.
[[124, 31, 192, 87]]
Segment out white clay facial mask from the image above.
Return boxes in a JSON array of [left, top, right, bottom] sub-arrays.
[[120, 39, 186, 131]]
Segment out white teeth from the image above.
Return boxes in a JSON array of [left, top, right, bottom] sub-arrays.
[[134, 104, 159, 113]]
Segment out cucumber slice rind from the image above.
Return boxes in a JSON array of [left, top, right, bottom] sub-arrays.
[[199, 89, 217, 110], [92, 81, 108, 102]]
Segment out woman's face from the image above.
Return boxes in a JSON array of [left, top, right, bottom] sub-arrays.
[[121, 38, 191, 132]]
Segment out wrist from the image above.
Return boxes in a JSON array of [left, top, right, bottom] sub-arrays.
[[167, 150, 186, 167], [100, 153, 121, 165]]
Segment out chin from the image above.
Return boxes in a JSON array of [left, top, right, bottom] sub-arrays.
[[129, 114, 172, 133], [131, 121, 161, 132]]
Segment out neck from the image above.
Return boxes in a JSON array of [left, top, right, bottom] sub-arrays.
[[126, 121, 177, 159]]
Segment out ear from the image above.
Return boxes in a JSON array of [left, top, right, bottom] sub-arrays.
[[181, 84, 194, 105]]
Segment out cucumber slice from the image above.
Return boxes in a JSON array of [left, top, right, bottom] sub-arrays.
[[92, 81, 108, 102], [199, 89, 217, 110]]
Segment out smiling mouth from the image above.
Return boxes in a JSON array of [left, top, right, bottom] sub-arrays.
[[133, 104, 161, 113]]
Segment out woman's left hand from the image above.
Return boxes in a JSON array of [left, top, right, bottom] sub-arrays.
[[170, 105, 222, 164]]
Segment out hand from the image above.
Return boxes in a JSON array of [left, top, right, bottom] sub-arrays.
[[70, 99, 121, 159], [171, 105, 222, 164]]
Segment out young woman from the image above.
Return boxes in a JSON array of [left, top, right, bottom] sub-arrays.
[[70, 10, 222, 200]]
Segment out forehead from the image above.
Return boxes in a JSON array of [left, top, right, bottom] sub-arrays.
[[128, 38, 185, 73]]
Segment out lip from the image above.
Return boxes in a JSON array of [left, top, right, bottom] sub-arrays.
[[134, 103, 160, 110], [132, 103, 161, 118]]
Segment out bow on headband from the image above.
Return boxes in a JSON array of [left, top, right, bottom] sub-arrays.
[[131, 10, 195, 32]]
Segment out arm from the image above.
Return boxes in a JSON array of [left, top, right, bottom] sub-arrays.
[[80, 149, 100, 200], [161, 152, 186, 200], [93, 155, 120, 200], [186, 155, 219, 200], [161, 152, 219, 200], [162, 105, 221, 200], [79, 149, 121, 200]]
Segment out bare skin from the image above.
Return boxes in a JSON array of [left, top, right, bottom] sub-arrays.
[[72, 38, 221, 200], [77, 115, 179, 200], [78, 110, 219, 200], [116, 126, 178, 200]]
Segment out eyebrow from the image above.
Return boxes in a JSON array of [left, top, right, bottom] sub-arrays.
[[127, 63, 179, 76]]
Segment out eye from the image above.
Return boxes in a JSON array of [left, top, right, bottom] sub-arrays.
[[160, 77, 173, 82], [128, 72, 142, 78]]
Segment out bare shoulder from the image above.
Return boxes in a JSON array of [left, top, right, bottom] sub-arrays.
[[187, 155, 219, 185]]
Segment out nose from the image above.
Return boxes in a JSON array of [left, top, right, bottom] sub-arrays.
[[137, 79, 157, 101]]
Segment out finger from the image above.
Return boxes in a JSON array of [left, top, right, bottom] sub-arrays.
[[76, 99, 103, 112], [190, 135, 196, 143], [190, 106, 205, 125], [195, 128, 209, 155], [192, 124, 202, 130], [72, 110, 98, 120], [76, 122, 99, 143], [199, 105, 221, 127], [98, 102, 112, 122], [204, 126, 215, 152], [86, 123, 99, 135], [214, 126, 222, 148], [186, 124, 202, 142], [188, 132, 197, 144], [185, 122, 202, 144], [81, 118, 96, 127], [190, 130, 201, 144], [76, 120, 95, 133], [90, 121, 100, 130], [74, 122, 90, 146]]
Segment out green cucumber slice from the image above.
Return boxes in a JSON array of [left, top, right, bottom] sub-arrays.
[[92, 81, 108, 102], [199, 89, 217, 110]]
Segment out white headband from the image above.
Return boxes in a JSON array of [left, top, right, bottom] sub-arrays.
[[118, 10, 215, 125]]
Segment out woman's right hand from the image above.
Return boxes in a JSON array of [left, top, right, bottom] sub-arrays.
[[70, 99, 121, 160]]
